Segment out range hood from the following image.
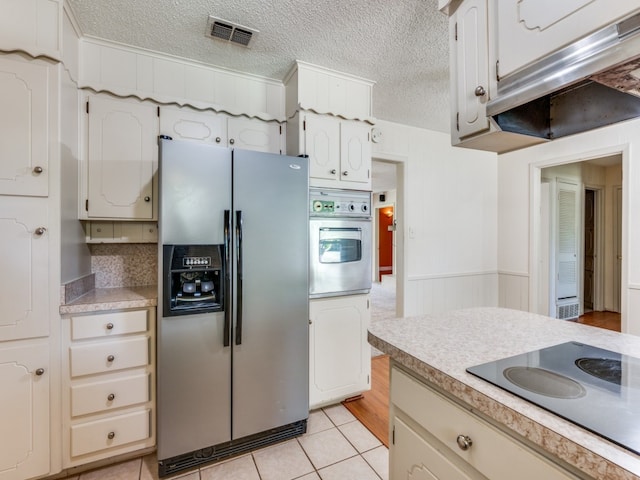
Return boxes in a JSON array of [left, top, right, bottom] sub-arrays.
[[487, 11, 640, 141]]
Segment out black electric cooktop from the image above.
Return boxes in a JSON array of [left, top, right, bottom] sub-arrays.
[[467, 341, 640, 454]]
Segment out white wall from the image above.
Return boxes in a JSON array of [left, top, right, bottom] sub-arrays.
[[373, 120, 499, 317], [498, 118, 640, 335]]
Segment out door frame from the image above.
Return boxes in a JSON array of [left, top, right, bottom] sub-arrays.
[[582, 185, 605, 313], [372, 155, 407, 318], [529, 145, 628, 329]]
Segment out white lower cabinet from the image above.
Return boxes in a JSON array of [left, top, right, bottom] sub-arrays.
[[390, 366, 580, 480], [62, 308, 155, 467], [309, 294, 371, 408], [0, 341, 50, 480]]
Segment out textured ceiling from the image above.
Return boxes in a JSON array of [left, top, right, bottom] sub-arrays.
[[66, 0, 451, 132]]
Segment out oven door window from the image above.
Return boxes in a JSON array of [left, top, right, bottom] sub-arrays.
[[318, 227, 362, 263]]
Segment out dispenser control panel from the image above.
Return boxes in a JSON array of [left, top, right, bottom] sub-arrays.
[[183, 256, 211, 267]]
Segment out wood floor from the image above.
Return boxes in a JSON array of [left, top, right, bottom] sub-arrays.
[[342, 354, 390, 447], [341, 310, 621, 447], [576, 310, 621, 331]]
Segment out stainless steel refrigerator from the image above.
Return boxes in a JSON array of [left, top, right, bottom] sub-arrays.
[[157, 138, 309, 476]]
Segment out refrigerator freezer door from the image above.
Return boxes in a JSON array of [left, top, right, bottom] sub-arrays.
[[231, 150, 309, 439], [157, 311, 231, 459], [159, 139, 231, 245]]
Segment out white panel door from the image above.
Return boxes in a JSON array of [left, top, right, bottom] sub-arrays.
[[0, 197, 49, 341], [227, 116, 281, 154], [0, 342, 49, 480], [339, 121, 371, 186], [159, 105, 227, 146], [305, 115, 340, 181], [497, 1, 640, 77], [454, 0, 489, 139], [556, 181, 579, 299], [0, 56, 49, 197], [309, 294, 370, 408], [86, 95, 157, 219]]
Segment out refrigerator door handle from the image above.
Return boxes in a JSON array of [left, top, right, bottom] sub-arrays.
[[235, 210, 243, 345], [223, 209, 231, 347]]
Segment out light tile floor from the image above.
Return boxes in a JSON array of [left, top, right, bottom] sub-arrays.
[[65, 405, 388, 480]]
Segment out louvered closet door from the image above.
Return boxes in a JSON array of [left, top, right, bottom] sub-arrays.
[[556, 181, 579, 300]]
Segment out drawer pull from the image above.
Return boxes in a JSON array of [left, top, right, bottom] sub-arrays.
[[456, 434, 473, 451], [35, 368, 45, 376], [106, 322, 114, 330], [107, 431, 115, 440], [107, 393, 115, 401], [107, 355, 115, 362]]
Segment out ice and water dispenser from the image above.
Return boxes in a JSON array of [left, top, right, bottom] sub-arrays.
[[163, 244, 224, 316]]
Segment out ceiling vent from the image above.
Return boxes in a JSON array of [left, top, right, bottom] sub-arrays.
[[205, 15, 258, 48]]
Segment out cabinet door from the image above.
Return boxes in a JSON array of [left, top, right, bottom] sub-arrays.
[[305, 115, 340, 181], [0, 342, 49, 480], [86, 95, 157, 219], [0, 197, 49, 341], [392, 417, 476, 480], [0, 56, 49, 197], [309, 295, 370, 408], [227, 116, 281, 154], [159, 105, 227, 146], [339, 121, 371, 185], [497, 1, 640, 78], [453, 0, 489, 139]]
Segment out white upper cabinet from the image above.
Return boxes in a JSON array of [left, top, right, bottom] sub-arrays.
[[159, 105, 227, 146], [0, 0, 62, 59], [452, 0, 490, 139], [0, 197, 49, 342], [496, 1, 640, 78], [0, 56, 50, 197], [304, 115, 340, 181], [302, 114, 372, 190], [160, 105, 283, 154], [83, 94, 158, 220], [227, 116, 282, 154]]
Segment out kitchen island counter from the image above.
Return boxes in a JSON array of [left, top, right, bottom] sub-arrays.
[[368, 307, 640, 480], [59, 285, 157, 314]]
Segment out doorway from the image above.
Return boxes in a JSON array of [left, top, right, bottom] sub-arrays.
[[537, 155, 621, 320], [370, 158, 404, 328]]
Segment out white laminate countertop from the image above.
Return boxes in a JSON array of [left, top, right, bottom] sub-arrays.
[[368, 307, 640, 480], [59, 285, 158, 314]]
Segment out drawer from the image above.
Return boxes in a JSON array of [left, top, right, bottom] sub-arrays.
[[70, 336, 149, 377], [71, 409, 150, 457], [71, 309, 148, 340], [71, 373, 150, 417], [391, 368, 577, 480]]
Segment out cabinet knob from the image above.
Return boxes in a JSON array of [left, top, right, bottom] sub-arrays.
[[107, 431, 115, 440], [342, 171, 349, 177], [107, 393, 115, 401], [330, 169, 337, 175], [33, 166, 43, 174], [474, 85, 486, 97], [229, 138, 235, 145], [106, 322, 114, 330], [215, 137, 221, 143], [144, 196, 151, 202], [456, 434, 473, 451], [107, 355, 115, 362], [35, 227, 47, 236], [35, 368, 45, 376]]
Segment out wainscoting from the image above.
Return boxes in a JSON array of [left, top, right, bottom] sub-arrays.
[[404, 271, 499, 317]]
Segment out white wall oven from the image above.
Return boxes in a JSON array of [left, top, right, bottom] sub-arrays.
[[309, 188, 372, 298]]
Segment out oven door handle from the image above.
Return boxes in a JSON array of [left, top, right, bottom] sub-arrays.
[[223, 209, 231, 347], [235, 210, 243, 345]]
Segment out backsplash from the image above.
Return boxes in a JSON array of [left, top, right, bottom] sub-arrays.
[[90, 243, 157, 288]]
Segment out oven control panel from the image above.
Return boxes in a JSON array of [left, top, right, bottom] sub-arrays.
[[309, 188, 371, 217]]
